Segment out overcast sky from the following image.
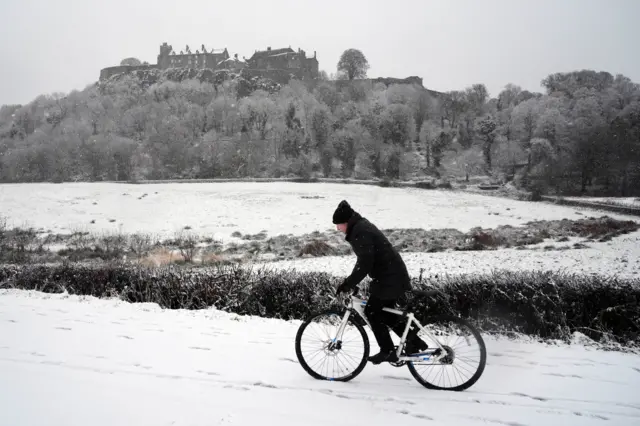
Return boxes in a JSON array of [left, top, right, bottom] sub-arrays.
[[1, 0, 639, 105]]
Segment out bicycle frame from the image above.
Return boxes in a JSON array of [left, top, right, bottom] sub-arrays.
[[334, 294, 447, 363]]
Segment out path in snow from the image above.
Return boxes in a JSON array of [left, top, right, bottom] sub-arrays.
[[1, 182, 636, 242], [1, 290, 639, 426]]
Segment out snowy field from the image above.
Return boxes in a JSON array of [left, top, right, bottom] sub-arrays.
[[1, 182, 636, 242], [1, 290, 639, 426], [257, 229, 640, 279]]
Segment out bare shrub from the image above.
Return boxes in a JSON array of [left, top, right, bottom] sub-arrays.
[[0, 216, 6, 243], [174, 230, 199, 263], [96, 231, 129, 260], [129, 233, 158, 263], [12, 228, 40, 252], [67, 231, 93, 252]]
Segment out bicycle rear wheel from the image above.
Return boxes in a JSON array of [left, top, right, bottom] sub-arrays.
[[406, 315, 486, 391], [295, 309, 369, 382]]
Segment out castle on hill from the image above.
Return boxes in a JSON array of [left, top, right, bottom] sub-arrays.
[[99, 42, 320, 84]]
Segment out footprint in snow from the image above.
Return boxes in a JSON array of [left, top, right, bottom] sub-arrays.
[[252, 381, 278, 389], [486, 363, 526, 369], [466, 417, 526, 426], [189, 346, 211, 351], [87, 355, 107, 360], [543, 372, 583, 379], [197, 370, 220, 376], [470, 399, 510, 406], [133, 363, 153, 370], [526, 361, 556, 367], [201, 331, 229, 337], [382, 375, 411, 382], [573, 412, 609, 420], [384, 397, 415, 405], [55, 326, 72, 331], [396, 409, 433, 420], [118, 335, 134, 340], [155, 373, 182, 380], [510, 392, 548, 402], [225, 384, 250, 391]]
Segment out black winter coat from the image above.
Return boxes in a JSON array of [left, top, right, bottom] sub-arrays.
[[342, 212, 411, 300]]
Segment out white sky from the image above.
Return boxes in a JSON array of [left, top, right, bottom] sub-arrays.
[[1, 0, 639, 105]]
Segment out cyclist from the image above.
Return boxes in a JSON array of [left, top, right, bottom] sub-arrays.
[[332, 200, 428, 364]]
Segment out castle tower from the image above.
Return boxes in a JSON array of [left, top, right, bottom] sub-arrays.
[[157, 42, 173, 69]]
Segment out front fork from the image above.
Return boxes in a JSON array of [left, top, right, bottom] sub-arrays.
[[333, 309, 352, 343], [325, 309, 353, 352]]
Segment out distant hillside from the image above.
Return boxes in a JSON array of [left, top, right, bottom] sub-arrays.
[[1, 67, 638, 197]]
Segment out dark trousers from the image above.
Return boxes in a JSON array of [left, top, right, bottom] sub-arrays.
[[364, 295, 413, 352]]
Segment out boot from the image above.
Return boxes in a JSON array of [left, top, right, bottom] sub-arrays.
[[404, 334, 429, 355], [368, 348, 399, 365]]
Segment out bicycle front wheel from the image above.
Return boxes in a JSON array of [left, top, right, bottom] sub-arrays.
[[295, 309, 369, 382], [407, 315, 487, 391]]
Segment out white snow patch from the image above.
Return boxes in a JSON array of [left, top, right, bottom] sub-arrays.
[[1, 289, 639, 425]]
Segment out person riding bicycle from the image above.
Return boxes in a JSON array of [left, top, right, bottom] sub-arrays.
[[332, 200, 428, 364]]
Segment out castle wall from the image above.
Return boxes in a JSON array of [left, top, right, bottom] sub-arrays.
[[161, 53, 228, 70], [100, 64, 158, 81]]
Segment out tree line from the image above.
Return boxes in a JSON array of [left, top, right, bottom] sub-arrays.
[[0, 48, 638, 196]]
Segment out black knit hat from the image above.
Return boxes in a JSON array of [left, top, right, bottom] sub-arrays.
[[332, 200, 354, 224]]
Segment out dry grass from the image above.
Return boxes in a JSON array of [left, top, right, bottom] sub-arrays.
[[139, 247, 185, 267], [200, 252, 227, 265], [298, 240, 337, 257]]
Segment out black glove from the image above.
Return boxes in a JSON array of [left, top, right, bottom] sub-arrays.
[[336, 280, 351, 295]]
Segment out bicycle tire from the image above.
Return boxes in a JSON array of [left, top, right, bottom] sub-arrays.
[[407, 315, 487, 391], [295, 308, 370, 382]]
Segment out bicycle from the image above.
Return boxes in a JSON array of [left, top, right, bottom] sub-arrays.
[[294, 287, 487, 391]]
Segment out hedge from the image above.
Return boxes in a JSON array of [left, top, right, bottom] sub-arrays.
[[0, 263, 638, 349]]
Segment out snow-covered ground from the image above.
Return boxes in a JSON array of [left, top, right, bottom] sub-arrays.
[[257, 229, 640, 279], [1, 182, 636, 242], [1, 290, 639, 426]]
